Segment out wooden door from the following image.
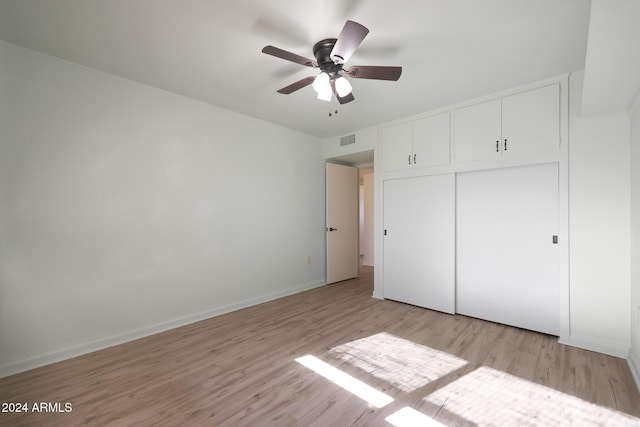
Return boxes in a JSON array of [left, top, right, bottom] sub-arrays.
[[456, 163, 560, 335], [326, 163, 359, 284], [383, 174, 455, 313]]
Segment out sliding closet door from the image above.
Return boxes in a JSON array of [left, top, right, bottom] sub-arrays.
[[383, 174, 455, 313], [456, 163, 559, 335]]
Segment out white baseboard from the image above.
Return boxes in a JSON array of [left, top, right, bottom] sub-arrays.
[[629, 349, 640, 393], [558, 335, 629, 359], [0, 279, 326, 379]]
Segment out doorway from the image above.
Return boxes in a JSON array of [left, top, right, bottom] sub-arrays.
[[325, 150, 374, 284]]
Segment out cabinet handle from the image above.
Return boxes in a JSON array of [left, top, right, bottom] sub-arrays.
[[504, 138, 508, 151], [496, 141, 499, 152], [413, 154, 416, 164], [408, 154, 411, 165]]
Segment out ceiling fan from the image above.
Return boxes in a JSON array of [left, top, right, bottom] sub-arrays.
[[262, 20, 402, 104]]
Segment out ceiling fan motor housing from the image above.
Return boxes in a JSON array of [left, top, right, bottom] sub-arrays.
[[313, 38, 343, 75]]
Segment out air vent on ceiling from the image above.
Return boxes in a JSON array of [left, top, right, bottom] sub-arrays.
[[340, 134, 356, 146]]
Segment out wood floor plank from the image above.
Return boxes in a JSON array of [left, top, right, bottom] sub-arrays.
[[1, 266, 638, 426]]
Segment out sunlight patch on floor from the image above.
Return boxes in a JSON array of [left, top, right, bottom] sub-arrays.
[[329, 332, 467, 392], [295, 355, 394, 408], [385, 406, 446, 427], [424, 366, 640, 426]]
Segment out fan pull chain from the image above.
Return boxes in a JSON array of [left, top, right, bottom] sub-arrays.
[[328, 96, 338, 117]]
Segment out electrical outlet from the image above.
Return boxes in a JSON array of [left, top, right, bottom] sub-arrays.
[[307, 255, 312, 265]]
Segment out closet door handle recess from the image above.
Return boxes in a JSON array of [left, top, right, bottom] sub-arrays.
[[504, 139, 508, 151], [496, 141, 499, 152], [413, 154, 416, 164], [408, 154, 411, 165]]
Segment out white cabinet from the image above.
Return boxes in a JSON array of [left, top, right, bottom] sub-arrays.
[[381, 112, 450, 172], [413, 113, 451, 167], [502, 84, 561, 156], [456, 163, 560, 335], [454, 84, 560, 163], [378, 78, 567, 335], [381, 122, 412, 171], [453, 99, 501, 163], [383, 174, 455, 313]]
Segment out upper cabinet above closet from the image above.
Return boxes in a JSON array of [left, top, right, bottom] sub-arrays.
[[454, 83, 561, 163], [380, 112, 450, 172]]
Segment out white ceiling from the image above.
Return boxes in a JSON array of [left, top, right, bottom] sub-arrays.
[[0, 0, 591, 139]]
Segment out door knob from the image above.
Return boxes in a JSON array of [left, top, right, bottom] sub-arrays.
[[329, 227, 338, 231]]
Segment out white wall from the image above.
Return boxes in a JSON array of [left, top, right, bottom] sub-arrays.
[[0, 41, 326, 376], [322, 126, 377, 159], [582, 0, 640, 115], [567, 71, 631, 356], [630, 98, 640, 377]]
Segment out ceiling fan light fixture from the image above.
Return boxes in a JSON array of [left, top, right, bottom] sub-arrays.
[[317, 88, 332, 102], [334, 76, 352, 97], [312, 72, 331, 93]]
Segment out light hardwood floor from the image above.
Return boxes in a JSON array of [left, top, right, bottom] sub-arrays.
[[1, 266, 639, 426]]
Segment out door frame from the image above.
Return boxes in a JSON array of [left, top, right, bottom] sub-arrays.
[[324, 153, 375, 285]]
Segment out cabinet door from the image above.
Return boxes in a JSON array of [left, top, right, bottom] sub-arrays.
[[380, 122, 413, 172], [383, 174, 455, 313], [412, 112, 450, 167], [454, 99, 501, 162], [456, 163, 560, 335], [502, 83, 560, 156]]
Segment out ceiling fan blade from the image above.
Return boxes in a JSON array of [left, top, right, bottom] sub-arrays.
[[277, 76, 316, 94], [330, 20, 369, 64], [262, 45, 317, 68], [346, 65, 402, 81], [337, 92, 355, 104]]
